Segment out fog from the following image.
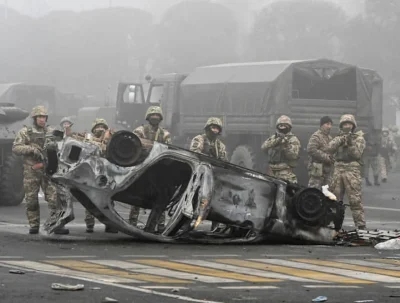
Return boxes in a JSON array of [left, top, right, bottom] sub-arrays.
[[1, 0, 399, 123]]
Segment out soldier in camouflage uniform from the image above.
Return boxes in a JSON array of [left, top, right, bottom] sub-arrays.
[[12, 106, 69, 235], [363, 130, 380, 186], [189, 117, 227, 161], [326, 114, 366, 229], [129, 106, 171, 232], [261, 115, 301, 183], [306, 116, 334, 189], [389, 125, 399, 171], [190, 117, 227, 231], [85, 118, 118, 233], [378, 127, 398, 183]]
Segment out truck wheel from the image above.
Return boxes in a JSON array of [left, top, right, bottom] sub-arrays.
[[230, 145, 257, 170], [0, 154, 25, 206]]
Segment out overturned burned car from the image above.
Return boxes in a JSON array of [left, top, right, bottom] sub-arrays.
[[45, 130, 345, 244]]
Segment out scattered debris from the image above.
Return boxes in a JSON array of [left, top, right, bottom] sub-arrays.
[[375, 238, 400, 250], [312, 296, 328, 302], [389, 295, 400, 298], [9, 269, 25, 274], [51, 283, 85, 291], [335, 230, 400, 247], [354, 300, 374, 303], [102, 297, 118, 302], [90, 287, 102, 290], [171, 288, 180, 293]]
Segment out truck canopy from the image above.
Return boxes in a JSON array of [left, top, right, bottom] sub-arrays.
[[180, 59, 382, 132]]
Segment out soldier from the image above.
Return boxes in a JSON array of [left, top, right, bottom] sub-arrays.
[[129, 106, 171, 232], [85, 118, 118, 233], [363, 130, 380, 186], [189, 117, 227, 161], [378, 127, 398, 183], [261, 115, 301, 183], [190, 117, 227, 231], [389, 125, 399, 171], [12, 105, 69, 235], [306, 116, 334, 189], [327, 114, 366, 230]]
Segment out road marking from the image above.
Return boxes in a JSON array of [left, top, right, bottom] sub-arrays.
[[141, 286, 189, 290], [294, 259, 400, 279], [364, 206, 400, 212], [46, 255, 97, 259], [260, 254, 307, 257], [337, 259, 400, 271], [385, 286, 400, 288], [218, 286, 278, 290], [0, 261, 142, 283], [134, 259, 279, 283], [0, 256, 23, 259], [253, 259, 398, 283], [191, 254, 241, 257], [302, 285, 361, 289], [89, 260, 240, 283], [0, 261, 222, 303], [370, 259, 400, 265], [177, 259, 321, 283], [46, 260, 191, 284], [336, 254, 373, 257], [217, 259, 370, 284], [120, 255, 168, 258]]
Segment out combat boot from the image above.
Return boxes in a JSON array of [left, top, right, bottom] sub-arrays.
[[54, 227, 69, 235], [374, 176, 380, 186], [382, 178, 387, 183], [29, 227, 39, 234], [365, 178, 372, 186], [86, 225, 94, 233]]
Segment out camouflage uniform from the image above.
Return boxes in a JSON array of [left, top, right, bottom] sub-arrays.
[[12, 106, 59, 233], [190, 117, 227, 231], [390, 126, 400, 171], [363, 131, 380, 186], [307, 127, 333, 189], [327, 114, 366, 229], [378, 127, 398, 182], [189, 117, 228, 161], [261, 115, 301, 183], [129, 107, 171, 229]]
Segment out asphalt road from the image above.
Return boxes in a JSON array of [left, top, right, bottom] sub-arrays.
[[0, 172, 400, 303]]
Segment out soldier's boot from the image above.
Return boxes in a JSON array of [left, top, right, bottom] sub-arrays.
[[129, 206, 140, 227], [374, 176, 380, 186], [29, 227, 39, 234], [365, 178, 372, 186], [86, 225, 94, 233], [382, 178, 387, 183], [54, 227, 69, 235], [105, 225, 118, 233]]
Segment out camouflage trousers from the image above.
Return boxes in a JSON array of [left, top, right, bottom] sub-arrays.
[[378, 155, 389, 180], [308, 171, 331, 190], [23, 164, 58, 228], [270, 168, 297, 184], [85, 201, 116, 228], [330, 165, 366, 228], [129, 206, 166, 227], [364, 156, 379, 179]]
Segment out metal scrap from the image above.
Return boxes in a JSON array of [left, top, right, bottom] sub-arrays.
[[51, 283, 85, 291]]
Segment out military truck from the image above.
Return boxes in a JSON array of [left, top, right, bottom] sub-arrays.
[[0, 103, 29, 206], [115, 59, 383, 186]]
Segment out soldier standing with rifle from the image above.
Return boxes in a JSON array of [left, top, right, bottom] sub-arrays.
[[12, 106, 69, 235], [363, 130, 380, 186], [378, 127, 398, 183]]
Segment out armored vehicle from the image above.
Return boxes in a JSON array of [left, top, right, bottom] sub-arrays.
[[115, 59, 383, 186]]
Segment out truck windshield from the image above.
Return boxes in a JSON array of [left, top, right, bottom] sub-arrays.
[[148, 85, 164, 104]]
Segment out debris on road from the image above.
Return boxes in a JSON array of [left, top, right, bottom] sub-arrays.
[[354, 300, 374, 303], [51, 283, 85, 291], [9, 269, 25, 274], [171, 288, 180, 293], [335, 230, 400, 247], [90, 287, 101, 290], [102, 297, 118, 302], [312, 296, 328, 302], [375, 238, 400, 250]]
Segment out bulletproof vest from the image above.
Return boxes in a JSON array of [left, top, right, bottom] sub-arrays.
[[201, 134, 220, 159], [26, 125, 47, 148], [268, 135, 298, 168], [336, 146, 351, 162], [143, 125, 165, 143]]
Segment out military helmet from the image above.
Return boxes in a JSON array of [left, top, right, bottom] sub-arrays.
[[276, 115, 292, 128], [60, 116, 73, 128], [30, 105, 48, 118], [91, 118, 109, 133], [204, 117, 223, 131], [145, 106, 163, 121], [382, 127, 389, 133], [339, 114, 357, 129]]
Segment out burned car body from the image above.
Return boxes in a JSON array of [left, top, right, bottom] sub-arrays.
[[45, 131, 345, 244]]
